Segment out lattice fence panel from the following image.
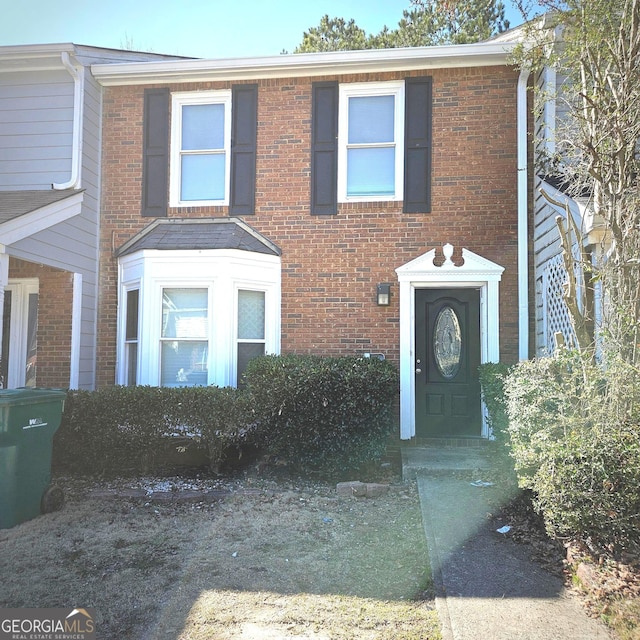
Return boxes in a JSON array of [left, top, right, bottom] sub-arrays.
[[543, 254, 577, 352]]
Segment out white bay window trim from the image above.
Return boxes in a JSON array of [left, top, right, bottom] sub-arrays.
[[170, 90, 232, 207], [338, 81, 405, 203], [116, 249, 280, 387]]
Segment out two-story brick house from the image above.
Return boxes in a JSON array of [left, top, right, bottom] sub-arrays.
[[91, 41, 530, 441]]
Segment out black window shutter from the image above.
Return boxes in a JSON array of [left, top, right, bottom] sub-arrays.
[[141, 88, 170, 218], [404, 77, 433, 213], [311, 81, 338, 215], [230, 84, 258, 215]]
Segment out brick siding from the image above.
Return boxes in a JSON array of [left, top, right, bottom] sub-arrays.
[[98, 66, 520, 387]]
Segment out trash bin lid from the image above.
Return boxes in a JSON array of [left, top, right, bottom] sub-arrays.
[[0, 388, 66, 407]]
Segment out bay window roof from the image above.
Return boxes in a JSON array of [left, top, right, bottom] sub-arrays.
[[114, 217, 281, 257]]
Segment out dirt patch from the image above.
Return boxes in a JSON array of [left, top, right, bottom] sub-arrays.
[[0, 473, 439, 640]]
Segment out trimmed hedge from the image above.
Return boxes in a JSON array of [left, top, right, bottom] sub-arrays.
[[54, 385, 248, 476], [53, 355, 399, 478], [242, 354, 399, 476]]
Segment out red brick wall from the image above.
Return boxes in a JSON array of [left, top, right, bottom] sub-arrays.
[[98, 66, 520, 387], [8, 259, 73, 388]]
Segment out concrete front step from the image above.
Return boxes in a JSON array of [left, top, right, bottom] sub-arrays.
[[401, 445, 492, 480]]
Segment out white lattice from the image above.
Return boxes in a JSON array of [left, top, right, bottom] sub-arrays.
[[543, 254, 577, 352]]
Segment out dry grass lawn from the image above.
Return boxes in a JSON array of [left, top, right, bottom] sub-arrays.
[[0, 474, 440, 640]]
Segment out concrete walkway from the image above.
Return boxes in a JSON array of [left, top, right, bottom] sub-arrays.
[[402, 445, 612, 640]]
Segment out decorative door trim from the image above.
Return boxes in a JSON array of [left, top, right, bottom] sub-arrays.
[[395, 244, 504, 439]]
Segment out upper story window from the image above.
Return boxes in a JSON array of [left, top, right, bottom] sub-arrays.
[[170, 90, 232, 207], [338, 81, 405, 202]]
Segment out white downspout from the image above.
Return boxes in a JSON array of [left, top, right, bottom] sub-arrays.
[[69, 273, 82, 390], [53, 52, 84, 190], [518, 69, 531, 360], [0, 247, 8, 389]]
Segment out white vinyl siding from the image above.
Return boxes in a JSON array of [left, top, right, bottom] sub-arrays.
[[0, 69, 74, 190]]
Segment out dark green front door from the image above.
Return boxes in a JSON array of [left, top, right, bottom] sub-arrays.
[[415, 288, 481, 437]]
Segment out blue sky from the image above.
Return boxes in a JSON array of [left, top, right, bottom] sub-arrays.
[[1, 0, 531, 59]]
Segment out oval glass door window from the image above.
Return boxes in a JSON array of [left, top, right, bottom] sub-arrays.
[[433, 305, 462, 378]]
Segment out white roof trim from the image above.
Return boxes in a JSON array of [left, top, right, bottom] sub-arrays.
[[0, 43, 77, 72], [92, 41, 518, 86], [0, 191, 84, 245], [396, 244, 504, 282], [538, 177, 603, 240]]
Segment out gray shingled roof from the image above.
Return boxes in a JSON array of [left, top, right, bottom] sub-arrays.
[[115, 218, 281, 257], [0, 189, 80, 224]]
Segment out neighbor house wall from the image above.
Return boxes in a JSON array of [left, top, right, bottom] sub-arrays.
[[0, 69, 74, 190], [9, 259, 73, 388], [7, 72, 101, 389]]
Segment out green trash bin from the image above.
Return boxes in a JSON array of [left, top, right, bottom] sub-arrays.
[[0, 388, 66, 529]]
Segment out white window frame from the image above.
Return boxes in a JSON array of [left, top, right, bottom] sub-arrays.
[[159, 286, 212, 387], [116, 250, 280, 388], [234, 286, 268, 386], [338, 81, 405, 203], [123, 286, 140, 387], [170, 90, 232, 207]]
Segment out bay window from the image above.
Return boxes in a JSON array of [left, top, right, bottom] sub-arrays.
[[117, 247, 280, 388]]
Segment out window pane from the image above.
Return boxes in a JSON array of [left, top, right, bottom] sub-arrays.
[[161, 340, 208, 386], [181, 154, 225, 201], [162, 288, 207, 338], [126, 289, 139, 341], [237, 342, 265, 386], [126, 343, 138, 386], [348, 95, 394, 144], [182, 103, 225, 150], [347, 147, 395, 196], [238, 290, 265, 340], [434, 305, 462, 379]]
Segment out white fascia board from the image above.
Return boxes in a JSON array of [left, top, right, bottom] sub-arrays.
[[92, 41, 518, 86], [0, 191, 84, 245], [0, 43, 76, 72]]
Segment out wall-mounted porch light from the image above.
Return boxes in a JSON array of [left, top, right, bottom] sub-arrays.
[[376, 283, 391, 306]]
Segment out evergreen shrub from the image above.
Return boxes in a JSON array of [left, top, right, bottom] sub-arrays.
[[505, 350, 640, 554], [54, 385, 248, 476], [478, 361, 513, 445], [53, 355, 399, 478], [243, 354, 399, 476]]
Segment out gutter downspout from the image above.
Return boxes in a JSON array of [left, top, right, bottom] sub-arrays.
[[518, 68, 531, 360], [0, 247, 8, 388], [53, 51, 84, 190]]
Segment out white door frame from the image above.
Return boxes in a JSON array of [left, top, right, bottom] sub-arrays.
[[3, 278, 39, 389], [396, 244, 504, 440]]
